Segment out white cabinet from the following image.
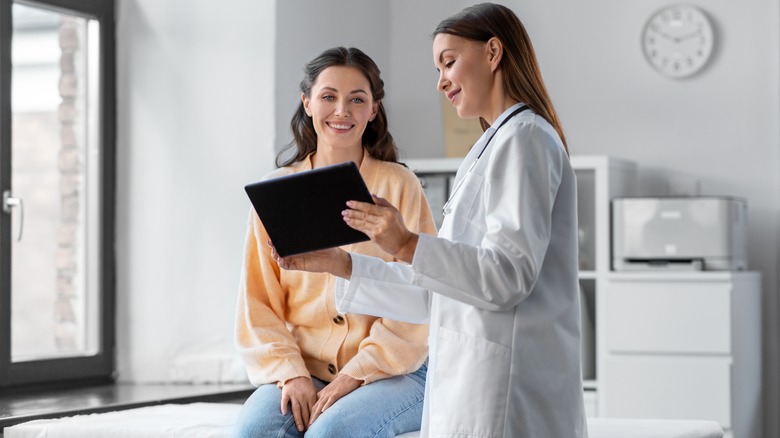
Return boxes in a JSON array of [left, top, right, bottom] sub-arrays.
[[603, 272, 762, 438], [406, 155, 638, 416]]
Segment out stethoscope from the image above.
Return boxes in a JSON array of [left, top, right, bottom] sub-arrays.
[[442, 105, 529, 216]]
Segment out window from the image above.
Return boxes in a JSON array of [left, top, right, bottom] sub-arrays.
[[0, 0, 115, 388]]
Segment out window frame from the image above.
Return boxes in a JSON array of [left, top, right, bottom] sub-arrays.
[[0, 0, 115, 389]]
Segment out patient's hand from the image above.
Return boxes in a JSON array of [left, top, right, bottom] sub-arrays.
[[281, 376, 318, 432], [269, 241, 352, 279], [308, 374, 363, 427]]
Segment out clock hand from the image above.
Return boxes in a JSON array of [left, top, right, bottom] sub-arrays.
[[657, 31, 677, 42], [677, 29, 703, 42]]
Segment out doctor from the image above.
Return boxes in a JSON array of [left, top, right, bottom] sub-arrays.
[[273, 3, 587, 437]]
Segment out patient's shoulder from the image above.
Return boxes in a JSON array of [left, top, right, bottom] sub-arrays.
[[260, 163, 302, 181], [371, 159, 420, 186]]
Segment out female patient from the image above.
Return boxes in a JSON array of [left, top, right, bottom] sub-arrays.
[[273, 4, 587, 438], [233, 47, 435, 438]]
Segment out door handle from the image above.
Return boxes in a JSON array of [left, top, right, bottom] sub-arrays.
[[2, 190, 24, 242]]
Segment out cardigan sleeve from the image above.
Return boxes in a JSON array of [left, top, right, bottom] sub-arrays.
[[234, 210, 310, 386]]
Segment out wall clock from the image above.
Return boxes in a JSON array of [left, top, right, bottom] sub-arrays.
[[642, 4, 715, 78]]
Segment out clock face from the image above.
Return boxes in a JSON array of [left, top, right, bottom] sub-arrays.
[[642, 5, 715, 78]]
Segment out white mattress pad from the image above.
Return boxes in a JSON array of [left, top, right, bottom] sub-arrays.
[[4, 402, 724, 438]]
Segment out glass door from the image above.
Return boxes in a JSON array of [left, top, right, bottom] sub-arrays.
[[0, 0, 115, 388]]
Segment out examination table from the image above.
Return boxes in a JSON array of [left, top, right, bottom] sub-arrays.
[[3, 402, 724, 437]]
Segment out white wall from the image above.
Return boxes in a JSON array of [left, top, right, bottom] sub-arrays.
[[523, 3, 779, 436], [386, 0, 474, 160], [114, 0, 390, 384], [115, 0, 276, 382]]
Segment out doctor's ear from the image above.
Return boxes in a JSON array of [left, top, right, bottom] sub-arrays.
[[486, 37, 504, 72]]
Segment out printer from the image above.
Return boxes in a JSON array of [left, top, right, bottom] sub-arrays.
[[611, 196, 747, 271]]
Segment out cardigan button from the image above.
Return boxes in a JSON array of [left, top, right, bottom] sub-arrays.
[[333, 315, 345, 324], [328, 363, 337, 375]]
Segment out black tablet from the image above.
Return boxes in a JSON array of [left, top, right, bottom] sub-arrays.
[[244, 161, 374, 257]]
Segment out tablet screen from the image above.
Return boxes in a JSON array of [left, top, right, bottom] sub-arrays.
[[244, 161, 374, 257]]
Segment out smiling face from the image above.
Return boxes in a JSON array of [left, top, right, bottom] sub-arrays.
[[433, 33, 495, 121], [302, 65, 378, 154]]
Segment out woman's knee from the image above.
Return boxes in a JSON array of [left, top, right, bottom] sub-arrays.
[[233, 384, 299, 438], [305, 415, 365, 438], [234, 411, 300, 438]]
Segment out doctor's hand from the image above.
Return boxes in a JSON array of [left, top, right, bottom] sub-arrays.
[[281, 376, 318, 432], [308, 374, 362, 427], [343, 195, 418, 264], [269, 241, 353, 279]]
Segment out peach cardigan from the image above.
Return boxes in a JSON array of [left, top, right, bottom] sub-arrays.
[[235, 153, 436, 386]]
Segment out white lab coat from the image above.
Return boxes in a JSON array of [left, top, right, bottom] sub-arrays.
[[335, 103, 588, 438]]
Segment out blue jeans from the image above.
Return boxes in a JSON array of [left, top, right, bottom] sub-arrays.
[[233, 363, 426, 438]]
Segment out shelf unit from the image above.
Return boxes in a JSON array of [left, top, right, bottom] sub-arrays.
[[406, 155, 638, 417]]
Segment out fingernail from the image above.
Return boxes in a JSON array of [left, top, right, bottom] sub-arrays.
[[342, 210, 348, 216], [346, 201, 353, 207]]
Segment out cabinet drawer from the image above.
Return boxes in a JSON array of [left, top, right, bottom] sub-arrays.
[[604, 355, 732, 428], [605, 280, 731, 354]]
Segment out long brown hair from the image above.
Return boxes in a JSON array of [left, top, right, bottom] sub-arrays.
[[277, 47, 399, 167], [434, 3, 568, 153]]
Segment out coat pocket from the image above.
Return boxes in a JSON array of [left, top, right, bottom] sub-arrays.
[[429, 326, 510, 437]]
